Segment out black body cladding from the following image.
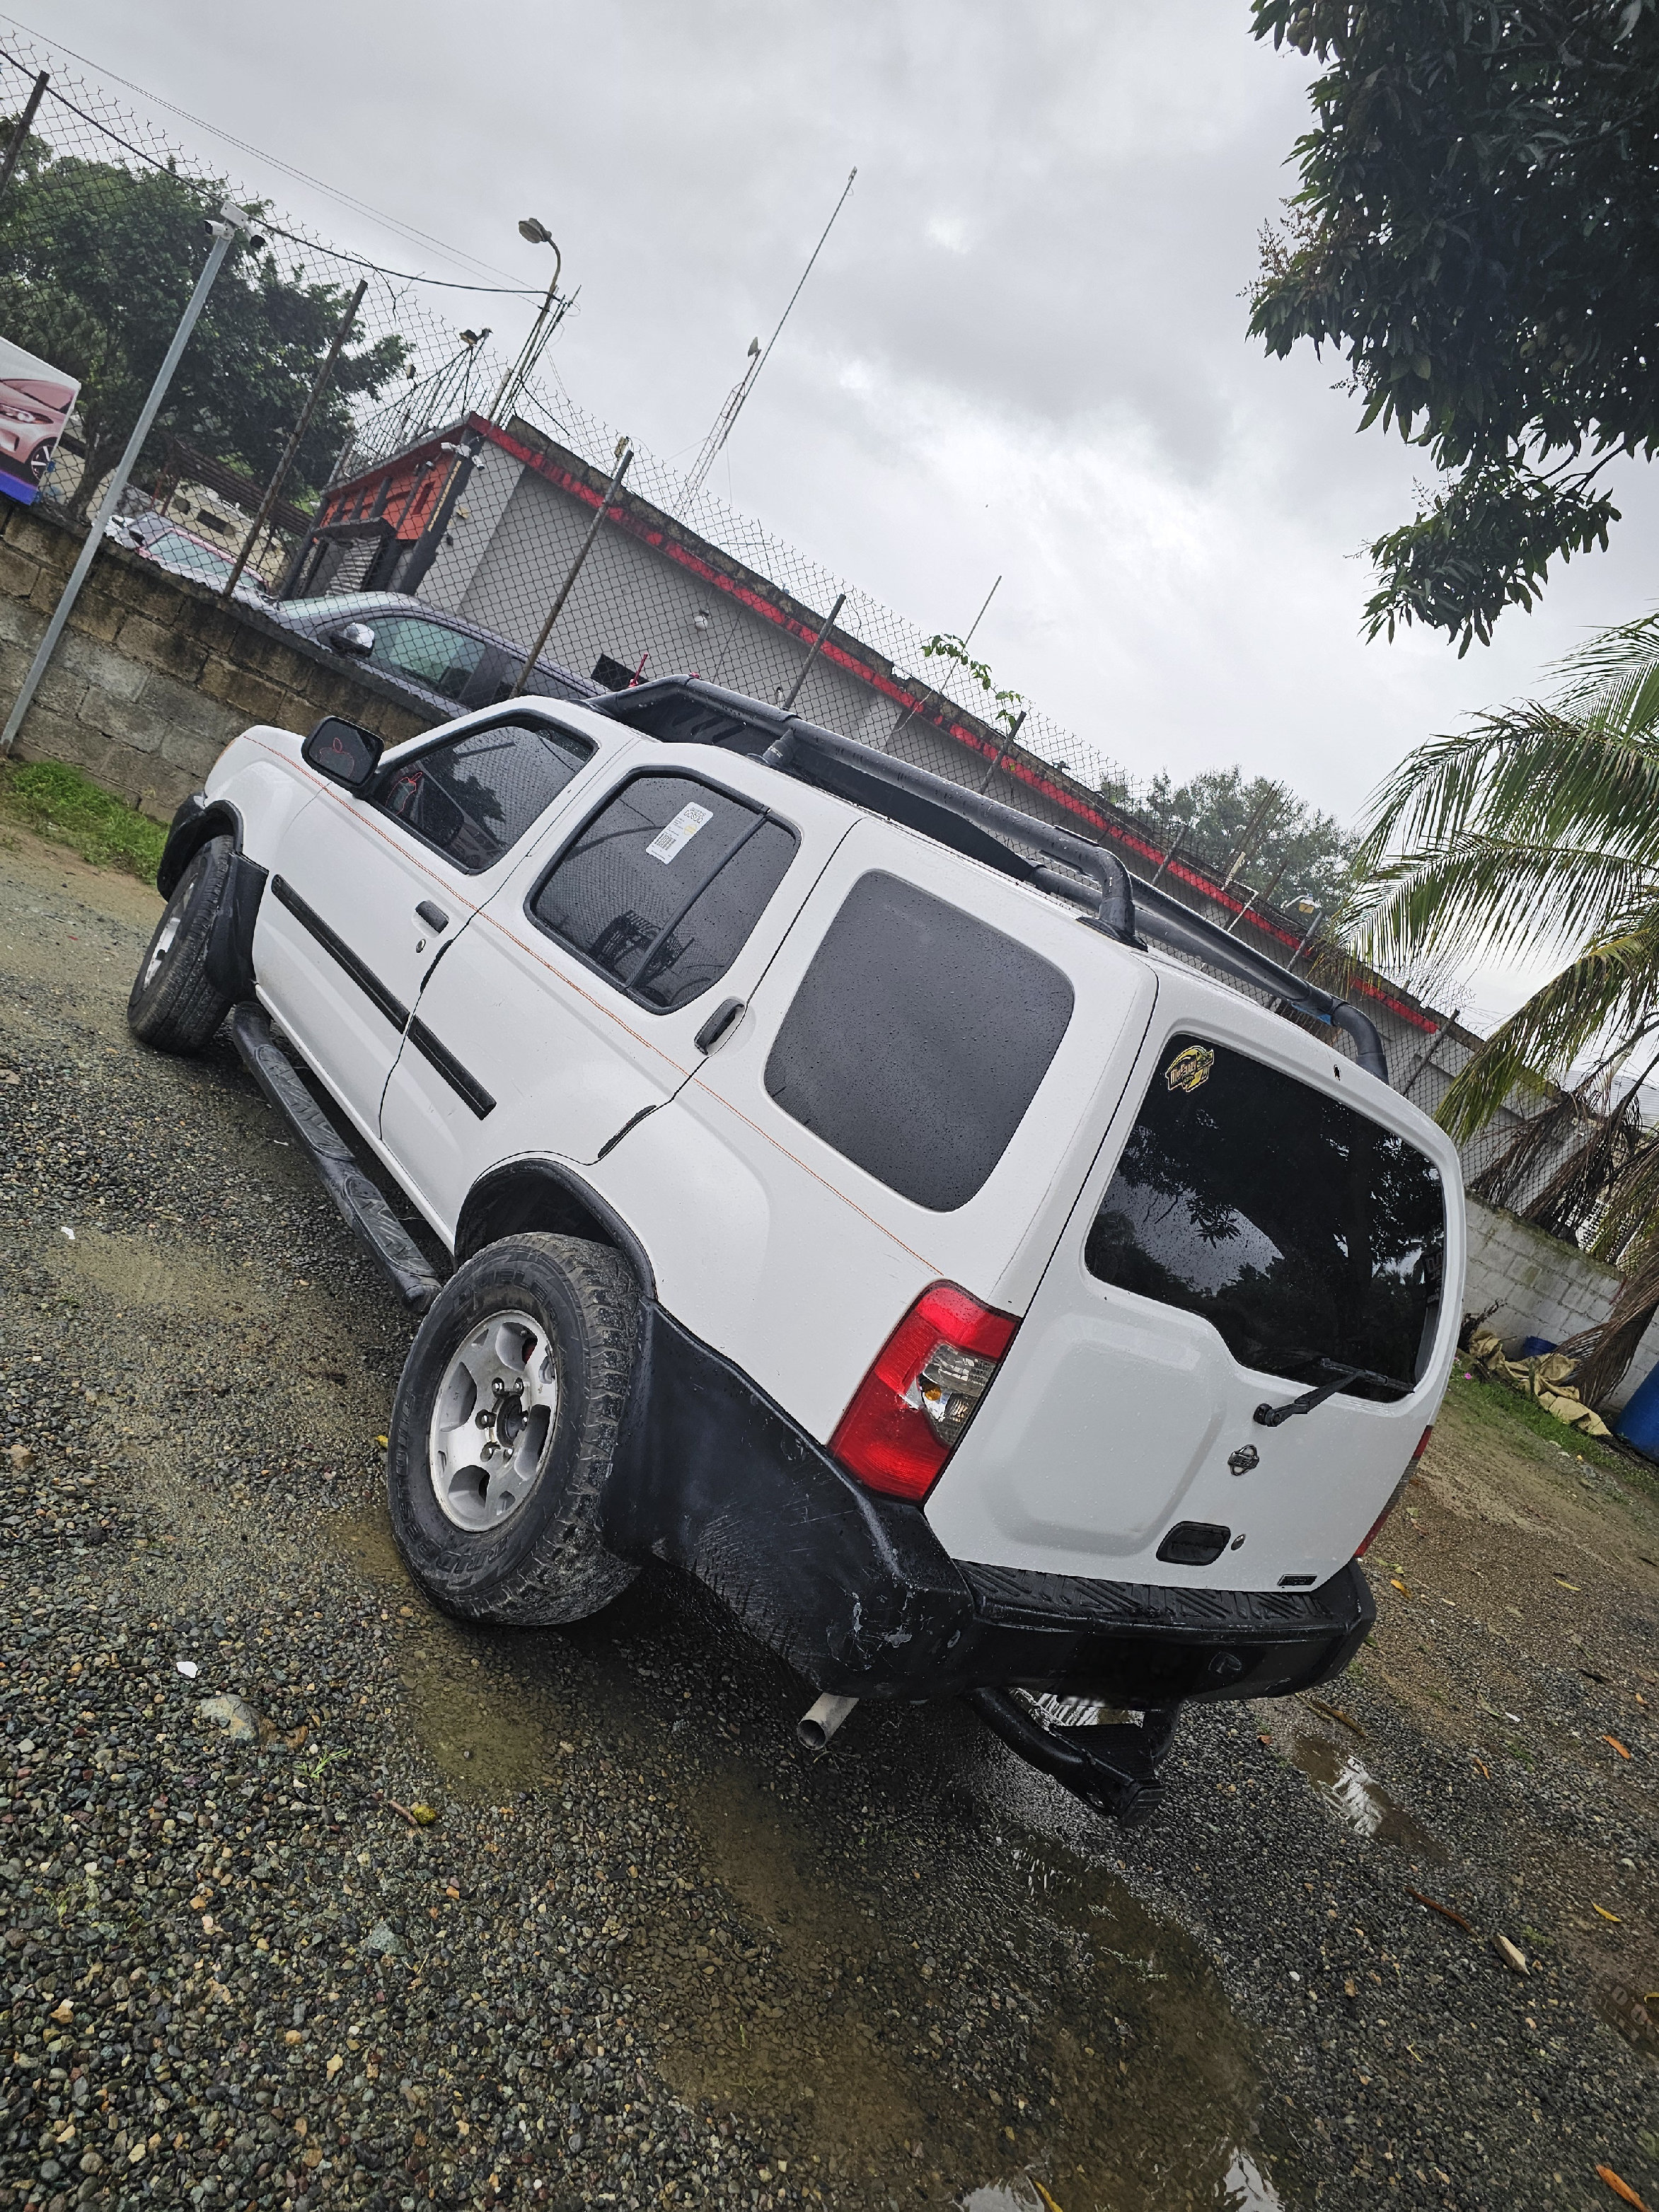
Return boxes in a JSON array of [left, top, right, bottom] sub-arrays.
[[602, 1304, 1374, 1705]]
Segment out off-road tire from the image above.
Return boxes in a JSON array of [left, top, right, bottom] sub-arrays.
[[387, 1233, 640, 1625], [127, 834, 233, 1052]]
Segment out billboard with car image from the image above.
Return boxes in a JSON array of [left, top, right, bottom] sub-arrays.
[[0, 334, 78, 506]]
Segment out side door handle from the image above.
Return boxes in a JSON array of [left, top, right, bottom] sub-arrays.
[[415, 901, 450, 932], [693, 997, 744, 1054]]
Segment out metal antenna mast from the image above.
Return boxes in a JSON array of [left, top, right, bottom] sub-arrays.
[[681, 166, 857, 504]]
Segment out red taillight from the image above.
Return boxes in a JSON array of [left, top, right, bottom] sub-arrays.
[[831, 1282, 1018, 1502], [1355, 1427, 1434, 1559]]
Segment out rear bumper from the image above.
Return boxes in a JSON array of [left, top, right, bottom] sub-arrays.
[[608, 1304, 1374, 1704], [948, 1555, 1373, 1706]]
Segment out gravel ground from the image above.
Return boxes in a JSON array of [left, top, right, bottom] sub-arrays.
[[0, 824, 1654, 2212]]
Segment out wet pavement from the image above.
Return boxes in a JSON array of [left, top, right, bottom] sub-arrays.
[[1, 826, 1656, 2211]]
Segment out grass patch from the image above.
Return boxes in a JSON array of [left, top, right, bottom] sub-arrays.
[[0, 759, 166, 882], [1441, 1369, 1658, 1497]]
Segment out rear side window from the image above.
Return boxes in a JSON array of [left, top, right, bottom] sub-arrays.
[[529, 772, 797, 1011], [1084, 1033, 1446, 1399], [763, 872, 1075, 1211], [376, 717, 593, 874]]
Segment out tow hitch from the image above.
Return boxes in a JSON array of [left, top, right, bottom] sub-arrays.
[[967, 1689, 1181, 1826]]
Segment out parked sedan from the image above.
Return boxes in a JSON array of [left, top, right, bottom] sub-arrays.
[[104, 510, 277, 610], [269, 591, 599, 717]]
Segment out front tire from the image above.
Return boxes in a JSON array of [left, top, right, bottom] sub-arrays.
[[127, 834, 233, 1052], [387, 1233, 640, 1625]]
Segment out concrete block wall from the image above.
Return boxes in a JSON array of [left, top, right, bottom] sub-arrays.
[[0, 501, 438, 819], [1463, 1196, 1659, 1411]]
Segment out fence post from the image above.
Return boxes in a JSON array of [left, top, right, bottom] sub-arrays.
[[976, 708, 1027, 794], [1, 207, 248, 759], [782, 590, 846, 710], [0, 71, 48, 208], [508, 444, 632, 696], [221, 277, 366, 603]]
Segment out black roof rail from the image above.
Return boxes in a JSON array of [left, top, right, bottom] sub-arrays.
[[589, 674, 1389, 1084]]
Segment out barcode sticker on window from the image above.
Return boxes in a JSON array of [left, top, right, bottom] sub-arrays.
[[646, 801, 715, 863]]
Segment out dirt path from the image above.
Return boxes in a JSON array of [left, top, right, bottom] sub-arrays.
[[0, 823, 1653, 2212]]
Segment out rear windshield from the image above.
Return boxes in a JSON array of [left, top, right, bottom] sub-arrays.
[[1084, 1033, 1445, 1400]]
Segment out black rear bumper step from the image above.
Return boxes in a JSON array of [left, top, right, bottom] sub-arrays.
[[961, 1558, 1363, 1641], [229, 1003, 441, 1313]]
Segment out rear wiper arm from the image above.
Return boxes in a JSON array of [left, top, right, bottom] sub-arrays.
[[1254, 1357, 1411, 1428]]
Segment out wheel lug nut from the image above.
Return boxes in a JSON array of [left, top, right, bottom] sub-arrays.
[[492, 1379, 504, 1396]]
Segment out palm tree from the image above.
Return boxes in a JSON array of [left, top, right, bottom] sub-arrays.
[[1351, 610, 1659, 1403]]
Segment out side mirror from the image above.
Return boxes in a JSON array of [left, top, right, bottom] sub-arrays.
[[302, 716, 383, 791], [328, 620, 376, 657]]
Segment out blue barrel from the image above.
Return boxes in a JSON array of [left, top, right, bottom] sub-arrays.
[[1518, 1336, 1557, 1358], [1617, 1358, 1659, 1459]]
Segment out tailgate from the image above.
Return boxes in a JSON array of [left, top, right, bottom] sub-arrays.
[[924, 1007, 1463, 1592]]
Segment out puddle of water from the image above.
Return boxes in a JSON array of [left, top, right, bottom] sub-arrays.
[[330, 1504, 594, 1799], [956, 2139, 1283, 2212], [1223, 2146, 1285, 2208], [1597, 1979, 1659, 2061], [325, 1506, 1287, 2208], [1290, 1731, 1444, 1859], [961, 2182, 1046, 2212]]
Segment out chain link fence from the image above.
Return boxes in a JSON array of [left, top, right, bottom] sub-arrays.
[[0, 27, 538, 591]]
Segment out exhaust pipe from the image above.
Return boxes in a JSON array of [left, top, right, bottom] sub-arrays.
[[797, 1693, 859, 1751]]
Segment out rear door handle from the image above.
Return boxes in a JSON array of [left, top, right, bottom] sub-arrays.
[[415, 901, 450, 932], [694, 997, 744, 1054]]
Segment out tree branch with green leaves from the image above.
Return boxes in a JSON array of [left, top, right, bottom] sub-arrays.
[[1249, 0, 1659, 649]]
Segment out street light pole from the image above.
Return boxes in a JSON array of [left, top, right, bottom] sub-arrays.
[[489, 218, 564, 426], [2, 205, 250, 758]]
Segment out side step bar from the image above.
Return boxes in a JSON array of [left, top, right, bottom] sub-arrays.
[[229, 1002, 441, 1313]]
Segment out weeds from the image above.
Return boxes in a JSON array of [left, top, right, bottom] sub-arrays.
[[0, 759, 166, 882]]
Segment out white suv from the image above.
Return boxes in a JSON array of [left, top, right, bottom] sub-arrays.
[[129, 677, 1464, 1824]]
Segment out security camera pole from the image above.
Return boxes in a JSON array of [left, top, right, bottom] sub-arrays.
[[1, 203, 252, 758]]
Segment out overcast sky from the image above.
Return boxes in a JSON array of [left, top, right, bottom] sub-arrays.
[[18, 0, 1659, 1024]]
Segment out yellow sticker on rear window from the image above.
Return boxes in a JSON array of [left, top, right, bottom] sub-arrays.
[[1164, 1043, 1214, 1094]]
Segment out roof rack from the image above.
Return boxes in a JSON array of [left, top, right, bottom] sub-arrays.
[[589, 675, 1389, 1085]]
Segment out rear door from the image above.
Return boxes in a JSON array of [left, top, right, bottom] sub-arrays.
[[924, 996, 1462, 1591], [589, 821, 1158, 1441], [377, 749, 852, 1238]]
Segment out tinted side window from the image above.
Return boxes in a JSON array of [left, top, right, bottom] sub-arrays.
[[367, 616, 487, 702], [763, 872, 1075, 1212], [463, 644, 588, 710], [529, 772, 797, 1012], [375, 718, 594, 874], [1083, 1034, 1446, 1399]]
